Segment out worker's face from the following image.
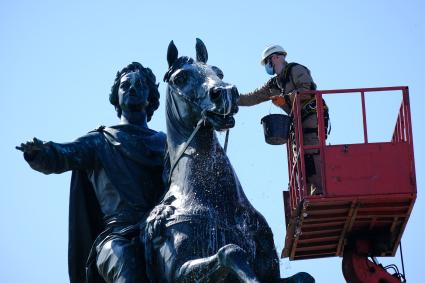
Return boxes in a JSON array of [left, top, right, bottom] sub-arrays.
[[270, 54, 285, 75]]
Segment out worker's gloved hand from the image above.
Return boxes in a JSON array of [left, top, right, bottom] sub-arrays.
[[271, 95, 286, 107]]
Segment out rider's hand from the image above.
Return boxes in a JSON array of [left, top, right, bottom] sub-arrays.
[[271, 95, 286, 107], [16, 137, 44, 159]]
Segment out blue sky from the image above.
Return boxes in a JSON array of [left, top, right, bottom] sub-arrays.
[[1, 1, 424, 282]]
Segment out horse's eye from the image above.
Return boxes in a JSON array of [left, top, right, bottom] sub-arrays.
[[211, 66, 224, 80], [173, 72, 188, 86]]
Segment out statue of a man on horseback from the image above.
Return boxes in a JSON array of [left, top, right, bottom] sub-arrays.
[[17, 40, 314, 283]]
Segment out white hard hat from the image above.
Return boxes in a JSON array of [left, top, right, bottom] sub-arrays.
[[260, 45, 287, 65]]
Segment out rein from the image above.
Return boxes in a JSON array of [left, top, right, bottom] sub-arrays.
[[168, 116, 206, 184], [223, 129, 230, 153]]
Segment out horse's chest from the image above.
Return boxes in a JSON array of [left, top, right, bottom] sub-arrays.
[[187, 153, 231, 177]]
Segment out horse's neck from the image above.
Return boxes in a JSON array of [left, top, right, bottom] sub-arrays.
[[167, 125, 218, 161], [165, 117, 253, 216]]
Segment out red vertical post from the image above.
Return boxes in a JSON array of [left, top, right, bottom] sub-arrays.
[[286, 139, 293, 210], [397, 111, 404, 142], [403, 87, 416, 191], [397, 103, 403, 142], [316, 92, 327, 195], [294, 93, 306, 202], [402, 90, 409, 143], [360, 91, 368, 144], [395, 118, 398, 142], [392, 119, 397, 142], [401, 103, 406, 142], [286, 140, 294, 210]]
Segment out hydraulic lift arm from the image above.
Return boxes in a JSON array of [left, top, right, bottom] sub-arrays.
[[342, 239, 405, 283]]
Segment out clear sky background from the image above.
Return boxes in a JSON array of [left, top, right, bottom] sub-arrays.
[[1, 1, 424, 282]]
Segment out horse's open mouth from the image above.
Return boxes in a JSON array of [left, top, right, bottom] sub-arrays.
[[205, 111, 235, 131]]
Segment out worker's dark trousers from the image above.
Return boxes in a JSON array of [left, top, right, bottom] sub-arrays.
[[96, 235, 147, 283], [303, 114, 322, 193]]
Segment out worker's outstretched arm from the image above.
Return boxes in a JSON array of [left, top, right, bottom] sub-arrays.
[[238, 77, 281, 106]]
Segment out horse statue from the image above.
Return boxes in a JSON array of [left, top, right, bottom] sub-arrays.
[[142, 39, 314, 283]]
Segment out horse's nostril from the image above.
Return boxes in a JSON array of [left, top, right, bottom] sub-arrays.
[[209, 87, 222, 101]]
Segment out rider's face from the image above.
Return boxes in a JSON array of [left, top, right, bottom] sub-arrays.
[[118, 71, 149, 111]]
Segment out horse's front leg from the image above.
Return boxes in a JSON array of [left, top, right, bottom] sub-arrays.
[[176, 244, 260, 283], [158, 223, 260, 283]]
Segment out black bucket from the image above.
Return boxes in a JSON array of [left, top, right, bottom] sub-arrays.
[[261, 114, 292, 145]]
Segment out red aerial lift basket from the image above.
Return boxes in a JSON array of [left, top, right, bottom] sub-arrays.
[[282, 86, 416, 261]]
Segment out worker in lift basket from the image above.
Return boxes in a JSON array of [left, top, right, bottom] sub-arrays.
[[237, 44, 329, 195]]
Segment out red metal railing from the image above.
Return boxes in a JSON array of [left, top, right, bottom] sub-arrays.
[[287, 86, 413, 211]]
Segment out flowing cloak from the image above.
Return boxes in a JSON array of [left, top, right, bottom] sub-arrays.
[[65, 125, 167, 283], [69, 169, 104, 283]]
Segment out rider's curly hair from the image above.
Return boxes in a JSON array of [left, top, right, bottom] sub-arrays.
[[110, 62, 160, 121]]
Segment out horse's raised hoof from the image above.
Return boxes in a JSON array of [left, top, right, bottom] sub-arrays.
[[217, 244, 244, 267], [217, 244, 260, 283]]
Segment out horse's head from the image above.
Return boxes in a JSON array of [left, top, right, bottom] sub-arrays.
[[164, 39, 239, 132]]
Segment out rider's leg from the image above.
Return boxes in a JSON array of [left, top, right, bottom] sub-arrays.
[[96, 235, 147, 283]]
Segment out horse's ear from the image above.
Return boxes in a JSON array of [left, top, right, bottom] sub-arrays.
[[195, 38, 208, 63], [167, 40, 178, 67]]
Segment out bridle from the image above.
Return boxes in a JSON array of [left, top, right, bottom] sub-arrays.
[[166, 83, 231, 185]]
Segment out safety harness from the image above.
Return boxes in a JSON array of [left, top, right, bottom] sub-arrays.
[[280, 62, 330, 137]]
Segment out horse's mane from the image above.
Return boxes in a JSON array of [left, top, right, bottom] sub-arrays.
[[109, 62, 160, 122], [163, 56, 194, 82]]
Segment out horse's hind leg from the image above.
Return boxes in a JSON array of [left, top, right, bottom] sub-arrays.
[[253, 226, 281, 282], [176, 244, 260, 283]]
